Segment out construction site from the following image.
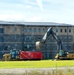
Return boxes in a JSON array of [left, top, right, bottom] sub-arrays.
[[0, 21, 74, 60]]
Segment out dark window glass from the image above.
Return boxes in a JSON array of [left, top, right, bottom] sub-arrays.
[[69, 29, 71, 32], [34, 28, 36, 32], [56, 28, 58, 32], [43, 29, 45, 32], [24, 28, 27, 32], [65, 29, 67, 32], [0, 28, 4, 33], [29, 28, 32, 32], [60, 29, 62, 32], [25, 36, 32, 41], [0, 37, 3, 42], [29, 36, 32, 41], [38, 28, 40, 32], [13, 27, 17, 31]]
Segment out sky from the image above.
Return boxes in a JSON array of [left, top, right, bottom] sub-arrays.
[[0, 0, 74, 24]]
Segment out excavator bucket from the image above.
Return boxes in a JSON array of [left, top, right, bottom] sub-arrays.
[[36, 41, 41, 50]]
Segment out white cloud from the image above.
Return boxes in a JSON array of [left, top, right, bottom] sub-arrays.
[[0, 0, 74, 24], [0, 14, 25, 21], [36, 0, 43, 11], [15, 4, 33, 9], [45, 0, 74, 8], [46, 0, 67, 4], [25, 5, 33, 9], [20, 0, 37, 5], [27, 16, 43, 22]]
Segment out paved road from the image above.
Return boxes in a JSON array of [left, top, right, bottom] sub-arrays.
[[0, 67, 74, 74]]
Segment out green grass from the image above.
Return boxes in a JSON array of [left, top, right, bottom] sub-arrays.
[[0, 60, 74, 68]]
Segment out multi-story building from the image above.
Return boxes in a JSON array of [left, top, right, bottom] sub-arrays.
[[0, 21, 74, 59]]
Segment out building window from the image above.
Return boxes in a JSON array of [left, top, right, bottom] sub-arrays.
[[29, 36, 32, 41], [38, 28, 41, 32], [34, 28, 36, 32], [0, 37, 3, 42], [60, 29, 62, 32], [43, 29, 45, 32], [13, 27, 17, 31], [0, 28, 4, 33], [56, 27, 58, 32], [29, 28, 32, 32], [68, 36, 71, 39], [26, 44, 31, 49], [69, 29, 71, 32], [65, 29, 67, 32], [25, 36, 32, 41], [24, 28, 27, 32]]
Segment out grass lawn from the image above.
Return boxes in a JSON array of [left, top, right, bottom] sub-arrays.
[[0, 60, 74, 68]]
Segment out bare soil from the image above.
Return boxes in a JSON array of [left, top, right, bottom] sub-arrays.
[[0, 67, 74, 74]]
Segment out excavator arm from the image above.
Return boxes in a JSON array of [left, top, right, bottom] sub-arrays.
[[36, 27, 52, 49], [36, 27, 62, 51]]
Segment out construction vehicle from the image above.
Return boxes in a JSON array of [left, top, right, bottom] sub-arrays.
[[36, 27, 74, 60], [3, 49, 42, 61]]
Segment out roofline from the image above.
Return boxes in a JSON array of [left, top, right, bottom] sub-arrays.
[[0, 21, 73, 27]]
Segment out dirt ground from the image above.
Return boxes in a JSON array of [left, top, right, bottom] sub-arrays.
[[0, 67, 74, 74]]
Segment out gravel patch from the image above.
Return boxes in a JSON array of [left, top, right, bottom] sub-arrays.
[[0, 67, 74, 74]]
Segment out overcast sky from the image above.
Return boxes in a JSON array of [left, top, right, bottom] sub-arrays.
[[0, 0, 74, 24]]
